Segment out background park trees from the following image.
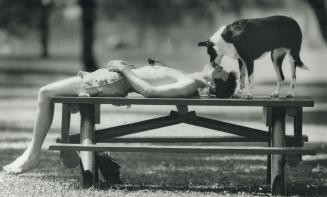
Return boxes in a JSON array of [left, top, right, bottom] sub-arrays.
[[0, 0, 326, 71]]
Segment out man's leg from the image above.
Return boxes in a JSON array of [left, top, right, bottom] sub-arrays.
[[3, 76, 84, 174]]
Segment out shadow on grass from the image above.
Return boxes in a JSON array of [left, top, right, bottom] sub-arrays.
[[1, 147, 327, 196], [99, 183, 271, 195], [98, 183, 327, 196]]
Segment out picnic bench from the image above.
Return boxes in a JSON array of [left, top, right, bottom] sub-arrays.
[[49, 96, 315, 195]]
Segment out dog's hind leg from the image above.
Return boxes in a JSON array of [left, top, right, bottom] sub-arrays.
[[287, 46, 308, 98], [287, 51, 297, 98], [270, 48, 287, 97]]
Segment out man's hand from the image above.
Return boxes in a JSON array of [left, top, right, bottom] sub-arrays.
[[105, 60, 135, 72]]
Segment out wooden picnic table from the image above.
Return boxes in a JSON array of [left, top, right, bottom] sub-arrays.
[[49, 96, 314, 195]]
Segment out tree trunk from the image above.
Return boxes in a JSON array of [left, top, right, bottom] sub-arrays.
[[79, 0, 97, 72], [40, 0, 51, 59], [307, 0, 327, 43]]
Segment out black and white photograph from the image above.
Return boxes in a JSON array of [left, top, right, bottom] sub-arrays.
[[0, 0, 326, 196]]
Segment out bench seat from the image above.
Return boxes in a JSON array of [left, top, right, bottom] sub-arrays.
[[57, 135, 309, 144], [49, 143, 316, 155]]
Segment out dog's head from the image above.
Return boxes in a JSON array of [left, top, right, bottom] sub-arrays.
[[198, 25, 229, 67], [198, 23, 246, 67], [221, 20, 247, 43], [198, 40, 218, 67]]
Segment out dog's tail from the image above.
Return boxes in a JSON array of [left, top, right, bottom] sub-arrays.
[[290, 47, 309, 70], [300, 64, 309, 70], [295, 58, 309, 70]]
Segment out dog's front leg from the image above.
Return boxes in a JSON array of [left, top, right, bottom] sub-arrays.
[[247, 74, 254, 99], [237, 59, 246, 97], [245, 60, 254, 99]]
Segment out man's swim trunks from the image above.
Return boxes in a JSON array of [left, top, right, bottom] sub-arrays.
[[77, 68, 132, 96]]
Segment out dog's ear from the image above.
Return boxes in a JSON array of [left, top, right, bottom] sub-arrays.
[[198, 40, 213, 47], [198, 40, 217, 64], [221, 22, 245, 43]]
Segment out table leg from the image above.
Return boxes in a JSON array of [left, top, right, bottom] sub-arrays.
[[60, 104, 70, 159], [61, 104, 71, 143], [79, 104, 97, 188], [283, 107, 304, 167], [263, 107, 272, 184], [271, 107, 286, 195], [266, 126, 272, 184], [294, 107, 303, 160], [60, 104, 80, 168]]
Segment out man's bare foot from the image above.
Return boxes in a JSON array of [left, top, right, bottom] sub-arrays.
[[3, 150, 40, 174]]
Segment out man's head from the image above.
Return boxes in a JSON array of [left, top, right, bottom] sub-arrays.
[[210, 71, 237, 98], [201, 64, 237, 98]]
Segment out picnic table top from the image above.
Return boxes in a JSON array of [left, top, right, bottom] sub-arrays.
[[51, 96, 314, 107]]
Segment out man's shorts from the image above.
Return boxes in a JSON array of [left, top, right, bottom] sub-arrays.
[[77, 68, 132, 97]]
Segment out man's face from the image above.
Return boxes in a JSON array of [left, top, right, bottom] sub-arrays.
[[202, 64, 225, 82]]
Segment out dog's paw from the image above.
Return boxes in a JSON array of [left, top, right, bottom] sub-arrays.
[[239, 83, 245, 90], [246, 93, 253, 99], [270, 92, 279, 98], [78, 92, 90, 97], [231, 94, 240, 98], [286, 92, 294, 99], [236, 89, 243, 97]]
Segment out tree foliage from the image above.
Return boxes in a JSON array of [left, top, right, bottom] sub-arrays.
[[99, 0, 286, 26], [79, 0, 97, 71], [0, 0, 42, 36], [100, 0, 216, 26], [307, 0, 327, 42]]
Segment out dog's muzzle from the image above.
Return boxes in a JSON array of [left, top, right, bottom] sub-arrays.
[[211, 62, 218, 67]]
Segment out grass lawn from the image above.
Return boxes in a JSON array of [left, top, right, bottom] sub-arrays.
[[1, 146, 327, 196]]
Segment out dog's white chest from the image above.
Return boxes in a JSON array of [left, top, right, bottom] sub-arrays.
[[214, 41, 239, 60], [211, 28, 240, 60], [224, 43, 239, 59]]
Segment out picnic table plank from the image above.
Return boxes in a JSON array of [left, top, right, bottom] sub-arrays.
[[49, 143, 316, 155], [51, 96, 314, 107]]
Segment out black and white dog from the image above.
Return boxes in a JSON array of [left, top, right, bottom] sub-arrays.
[[198, 15, 308, 98]]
